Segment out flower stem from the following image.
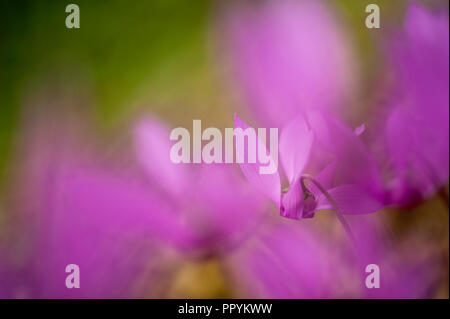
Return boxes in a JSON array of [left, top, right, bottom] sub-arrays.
[[300, 174, 357, 250]]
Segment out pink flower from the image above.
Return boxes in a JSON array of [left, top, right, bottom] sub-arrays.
[[382, 2, 449, 205], [134, 117, 266, 254], [234, 111, 387, 220], [3, 110, 192, 298], [223, 0, 358, 128]]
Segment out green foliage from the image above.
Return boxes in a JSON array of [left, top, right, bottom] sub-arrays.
[[0, 0, 211, 181]]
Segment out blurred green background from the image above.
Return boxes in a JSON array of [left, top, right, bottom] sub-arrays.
[[0, 0, 214, 182]]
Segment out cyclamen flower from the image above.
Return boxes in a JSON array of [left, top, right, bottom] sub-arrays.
[[382, 2, 449, 205], [128, 116, 416, 298], [224, 0, 389, 218], [6, 107, 191, 298], [235, 111, 387, 221], [138, 116, 424, 298], [134, 117, 266, 255]]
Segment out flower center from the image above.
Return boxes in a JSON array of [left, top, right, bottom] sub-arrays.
[[299, 177, 317, 218]]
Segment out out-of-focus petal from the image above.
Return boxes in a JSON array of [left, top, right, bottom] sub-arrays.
[[224, 0, 357, 128], [308, 110, 386, 201], [56, 165, 195, 249], [229, 222, 334, 298], [354, 124, 366, 136], [385, 106, 434, 203], [27, 163, 195, 298], [317, 185, 385, 215], [347, 214, 435, 298], [383, 2, 449, 203], [234, 114, 281, 205], [279, 115, 314, 185], [190, 164, 267, 252], [134, 117, 190, 198]]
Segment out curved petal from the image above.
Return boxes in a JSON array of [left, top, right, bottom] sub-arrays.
[[308, 110, 386, 199], [280, 182, 304, 220], [316, 185, 385, 215], [229, 223, 333, 298], [279, 115, 314, 185], [192, 164, 267, 251], [309, 161, 337, 199], [234, 114, 281, 205], [134, 117, 189, 198]]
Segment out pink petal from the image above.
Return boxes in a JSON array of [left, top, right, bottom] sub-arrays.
[[354, 123, 366, 136], [309, 110, 385, 198], [224, 0, 358, 128], [56, 165, 195, 250], [230, 223, 331, 298], [309, 161, 337, 199], [234, 114, 281, 205], [279, 115, 314, 185], [404, 2, 449, 46], [134, 117, 189, 198], [280, 182, 304, 220], [316, 185, 385, 215]]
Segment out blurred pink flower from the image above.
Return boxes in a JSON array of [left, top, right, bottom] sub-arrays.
[[228, 213, 432, 298], [134, 117, 267, 255], [228, 221, 336, 298], [224, 0, 388, 218], [7, 113, 191, 298], [1, 112, 267, 298], [223, 0, 358, 128], [382, 2, 449, 205]]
